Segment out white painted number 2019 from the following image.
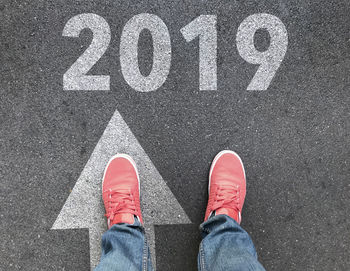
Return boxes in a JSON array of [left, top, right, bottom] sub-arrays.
[[63, 13, 288, 92]]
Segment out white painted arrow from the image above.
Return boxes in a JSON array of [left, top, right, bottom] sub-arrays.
[[52, 109, 191, 270]]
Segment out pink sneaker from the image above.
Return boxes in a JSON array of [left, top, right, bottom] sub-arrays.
[[102, 154, 143, 228], [204, 150, 246, 224]]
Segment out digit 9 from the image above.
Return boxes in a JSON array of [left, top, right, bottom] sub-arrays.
[[236, 13, 288, 91]]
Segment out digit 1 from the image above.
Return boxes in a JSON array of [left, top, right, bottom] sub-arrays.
[[120, 13, 171, 92], [236, 13, 288, 91], [180, 15, 217, 91]]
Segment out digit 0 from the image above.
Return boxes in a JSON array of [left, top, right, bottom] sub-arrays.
[[120, 13, 171, 92]]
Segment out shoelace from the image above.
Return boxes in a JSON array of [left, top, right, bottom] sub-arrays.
[[212, 184, 240, 212], [104, 188, 137, 222]]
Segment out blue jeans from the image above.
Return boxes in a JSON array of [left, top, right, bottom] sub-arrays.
[[95, 215, 266, 271]]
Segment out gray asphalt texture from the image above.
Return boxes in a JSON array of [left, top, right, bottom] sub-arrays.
[[1, 0, 349, 270]]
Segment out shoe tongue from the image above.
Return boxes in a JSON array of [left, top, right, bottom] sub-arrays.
[[110, 213, 135, 227], [215, 208, 240, 224]]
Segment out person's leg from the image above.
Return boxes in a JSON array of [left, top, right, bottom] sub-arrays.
[[198, 150, 265, 271], [198, 214, 265, 271], [94, 154, 153, 271], [95, 221, 153, 271]]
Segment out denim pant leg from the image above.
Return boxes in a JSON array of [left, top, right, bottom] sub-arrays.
[[94, 221, 153, 271], [198, 214, 266, 271]]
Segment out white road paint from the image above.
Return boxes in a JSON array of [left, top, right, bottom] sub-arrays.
[[52, 108, 191, 270], [236, 13, 288, 91], [120, 13, 171, 92], [63, 13, 111, 91], [62, 12, 287, 93], [180, 15, 217, 91]]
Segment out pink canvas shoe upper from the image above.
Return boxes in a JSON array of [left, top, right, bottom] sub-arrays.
[[205, 151, 246, 224], [102, 154, 143, 228]]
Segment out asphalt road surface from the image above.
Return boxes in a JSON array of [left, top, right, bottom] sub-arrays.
[[1, 0, 349, 270]]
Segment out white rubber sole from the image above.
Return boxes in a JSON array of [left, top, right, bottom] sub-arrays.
[[208, 150, 246, 195]]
